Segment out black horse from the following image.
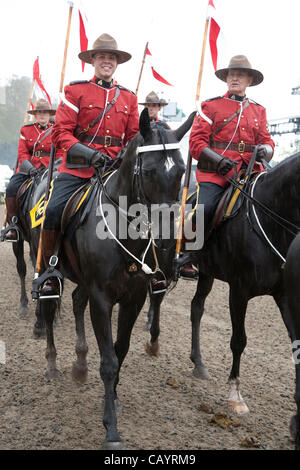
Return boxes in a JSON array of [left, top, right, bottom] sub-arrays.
[[5, 163, 62, 337], [145, 151, 300, 447], [28, 109, 194, 449], [283, 231, 300, 449]]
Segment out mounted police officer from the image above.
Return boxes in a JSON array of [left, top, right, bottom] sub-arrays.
[[39, 33, 139, 296], [181, 55, 275, 278], [2, 99, 56, 242], [139, 91, 168, 123]]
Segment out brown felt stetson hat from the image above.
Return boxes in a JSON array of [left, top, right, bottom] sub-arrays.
[[138, 91, 168, 106], [215, 55, 264, 86], [27, 99, 56, 115], [78, 33, 131, 64]]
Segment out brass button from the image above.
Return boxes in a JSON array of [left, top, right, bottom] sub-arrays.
[[106, 130, 110, 134], [89, 104, 93, 108], [124, 110, 128, 114], [241, 127, 245, 131], [223, 119, 227, 122], [241, 115, 244, 118], [125, 105, 128, 109], [107, 115, 110, 119], [30, 139, 33, 141], [42, 145, 44, 148]]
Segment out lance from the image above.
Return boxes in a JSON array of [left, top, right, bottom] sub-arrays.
[[59, 1, 74, 93], [173, 12, 210, 278], [136, 41, 149, 97]]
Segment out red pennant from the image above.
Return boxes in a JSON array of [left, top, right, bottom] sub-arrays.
[[79, 10, 88, 72], [151, 66, 173, 86], [33, 57, 52, 105]]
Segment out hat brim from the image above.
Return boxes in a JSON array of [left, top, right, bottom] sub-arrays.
[[78, 48, 131, 65], [139, 101, 168, 106], [27, 109, 56, 115], [215, 66, 264, 86]]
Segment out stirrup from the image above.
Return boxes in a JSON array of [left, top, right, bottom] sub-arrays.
[[0, 216, 20, 243], [32, 258, 63, 301], [149, 270, 168, 295]]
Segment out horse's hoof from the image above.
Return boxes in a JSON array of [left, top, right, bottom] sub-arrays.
[[103, 440, 123, 450], [145, 340, 160, 357], [228, 400, 249, 415], [45, 368, 60, 381], [19, 306, 29, 318], [72, 363, 88, 384], [193, 365, 210, 380], [33, 327, 46, 340]]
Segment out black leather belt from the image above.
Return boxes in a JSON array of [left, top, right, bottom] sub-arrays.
[[78, 134, 123, 147], [32, 151, 50, 157], [211, 140, 255, 154]]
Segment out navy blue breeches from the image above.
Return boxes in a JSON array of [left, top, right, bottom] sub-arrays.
[[43, 173, 88, 230]]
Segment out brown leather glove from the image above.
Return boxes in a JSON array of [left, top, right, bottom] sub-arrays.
[[217, 158, 237, 176], [256, 144, 273, 162]]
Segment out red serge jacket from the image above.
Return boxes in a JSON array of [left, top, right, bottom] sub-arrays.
[[189, 92, 275, 187], [17, 122, 54, 172], [52, 76, 140, 179]]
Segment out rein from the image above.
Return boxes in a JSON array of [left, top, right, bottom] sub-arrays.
[[223, 156, 300, 262], [97, 134, 180, 275]]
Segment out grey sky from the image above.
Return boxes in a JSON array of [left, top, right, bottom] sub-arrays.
[[1, 0, 299, 120]]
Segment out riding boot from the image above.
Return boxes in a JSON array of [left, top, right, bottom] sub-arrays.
[[1, 196, 19, 241], [40, 229, 61, 297], [179, 221, 199, 280]]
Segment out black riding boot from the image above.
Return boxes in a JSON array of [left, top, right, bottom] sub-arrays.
[[1, 196, 19, 241], [40, 229, 61, 297]]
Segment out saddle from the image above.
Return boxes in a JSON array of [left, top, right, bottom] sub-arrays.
[[211, 170, 259, 230]]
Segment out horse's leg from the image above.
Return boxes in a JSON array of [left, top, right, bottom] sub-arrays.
[[12, 239, 29, 317], [33, 300, 46, 339], [71, 285, 89, 384], [227, 285, 249, 415], [273, 291, 300, 449], [190, 272, 213, 379], [89, 285, 121, 449], [145, 289, 165, 356], [42, 299, 59, 380], [115, 284, 148, 393]]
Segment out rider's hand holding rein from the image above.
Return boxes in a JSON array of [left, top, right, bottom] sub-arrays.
[[256, 144, 273, 162]]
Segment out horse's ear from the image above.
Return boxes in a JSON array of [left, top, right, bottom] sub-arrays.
[[174, 111, 197, 141], [139, 108, 152, 140]]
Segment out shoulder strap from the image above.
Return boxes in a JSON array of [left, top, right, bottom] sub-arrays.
[[69, 80, 90, 86], [212, 99, 250, 137], [116, 84, 135, 95], [205, 96, 222, 102]]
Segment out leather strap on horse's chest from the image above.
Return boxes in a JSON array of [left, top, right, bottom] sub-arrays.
[[74, 87, 121, 139]]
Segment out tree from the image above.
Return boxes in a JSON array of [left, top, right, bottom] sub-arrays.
[[0, 75, 31, 169]]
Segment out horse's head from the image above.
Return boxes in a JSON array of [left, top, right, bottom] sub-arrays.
[[132, 108, 195, 206]]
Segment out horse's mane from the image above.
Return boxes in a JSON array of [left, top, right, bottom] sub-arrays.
[[268, 151, 300, 173]]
